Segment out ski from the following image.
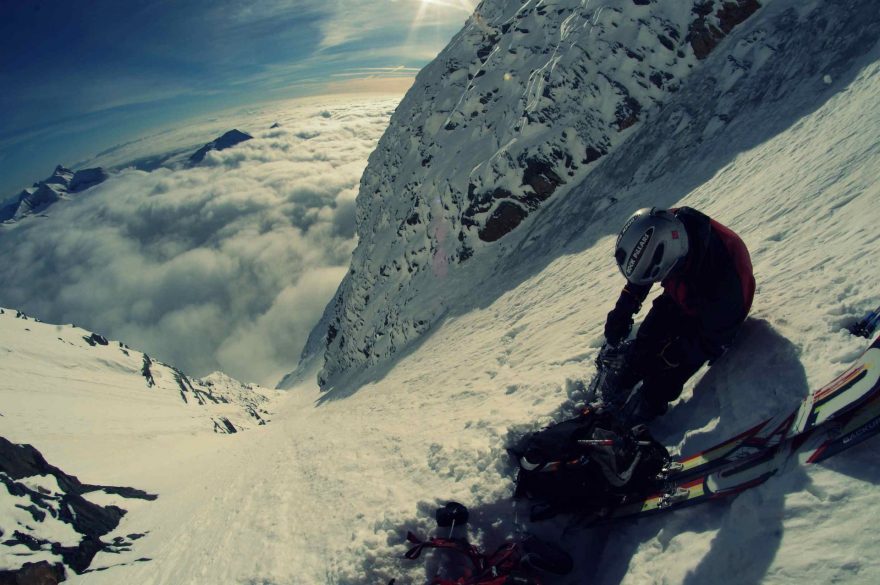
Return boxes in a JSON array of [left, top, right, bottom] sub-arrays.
[[655, 333, 880, 484], [609, 335, 880, 520]]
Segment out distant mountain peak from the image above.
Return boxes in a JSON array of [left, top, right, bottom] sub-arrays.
[[1, 165, 107, 222], [188, 129, 253, 164]]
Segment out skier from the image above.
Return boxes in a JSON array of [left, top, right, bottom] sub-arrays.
[[603, 206, 755, 421]]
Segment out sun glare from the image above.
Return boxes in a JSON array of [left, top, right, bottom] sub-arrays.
[[410, 0, 475, 33], [419, 0, 474, 12], [416, 0, 475, 15]]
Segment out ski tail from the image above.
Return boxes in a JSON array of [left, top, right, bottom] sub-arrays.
[[806, 389, 880, 464]]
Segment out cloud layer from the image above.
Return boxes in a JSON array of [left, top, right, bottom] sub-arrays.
[[0, 95, 400, 386]]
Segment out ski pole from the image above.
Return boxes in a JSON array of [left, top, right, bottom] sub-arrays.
[[850, 303, 880, 338], [435, 502, 469, 540], [578, 439, 652, 447]]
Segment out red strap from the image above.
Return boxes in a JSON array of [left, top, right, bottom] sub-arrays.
[[404, 532, 482, 564], [403, 533, 536, 585]]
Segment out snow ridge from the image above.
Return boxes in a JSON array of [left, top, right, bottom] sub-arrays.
[[0, 308, 276, 436]]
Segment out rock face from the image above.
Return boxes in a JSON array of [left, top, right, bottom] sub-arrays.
[[68, 168, 109, 193], [0, 561, 67, 585], [0, 436, 156, 576], [188, 129, 253, 164], [0, 165, 107, 222], [308, 0, 765, 390]]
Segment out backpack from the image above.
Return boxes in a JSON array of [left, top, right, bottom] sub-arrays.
[[509, 408, 669, 521]]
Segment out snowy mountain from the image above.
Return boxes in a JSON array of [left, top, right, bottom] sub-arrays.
[[0, 165, 107, 222], [311, 0, 767, 390]]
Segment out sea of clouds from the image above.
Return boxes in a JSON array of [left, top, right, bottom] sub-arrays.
[[0, 95, 401, 386]]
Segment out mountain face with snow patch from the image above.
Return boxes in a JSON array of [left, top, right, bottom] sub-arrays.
[[0, 165, 108, 222], [308, 0, 764, 390]]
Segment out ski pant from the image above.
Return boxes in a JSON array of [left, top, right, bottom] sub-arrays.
[[627, 294, 724, 414]]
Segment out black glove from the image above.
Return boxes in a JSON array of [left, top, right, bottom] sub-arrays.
[[604, 291, 642, 346]]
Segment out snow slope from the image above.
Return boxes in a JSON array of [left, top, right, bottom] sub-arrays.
[[5, 4, 876, 581], [3, 0, 880, 584]]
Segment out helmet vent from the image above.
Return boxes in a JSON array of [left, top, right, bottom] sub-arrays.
[[648, 243, 665, 279]]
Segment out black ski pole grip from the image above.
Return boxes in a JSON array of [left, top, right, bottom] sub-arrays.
[[435, 502, 469, 528]]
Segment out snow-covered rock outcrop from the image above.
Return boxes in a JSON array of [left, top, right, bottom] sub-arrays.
[[0, 436, 156, 580], [308, 0, 765, 389], [0, 165, 108, 222]]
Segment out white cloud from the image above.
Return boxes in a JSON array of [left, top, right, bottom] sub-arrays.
[[0, 95, 401, 386], [318, 0, 473, 50]]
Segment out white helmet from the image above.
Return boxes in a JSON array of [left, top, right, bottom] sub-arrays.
[[615, 207, 689, 285]]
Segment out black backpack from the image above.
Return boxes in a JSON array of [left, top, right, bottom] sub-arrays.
[[509, 408, 669, 521]]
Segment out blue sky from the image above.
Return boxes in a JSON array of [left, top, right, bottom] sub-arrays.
[[0, 0, 472, 196]]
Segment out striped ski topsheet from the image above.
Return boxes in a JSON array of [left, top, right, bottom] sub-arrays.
[[675, 334, 880, 475], [612, 335, 880, 520]]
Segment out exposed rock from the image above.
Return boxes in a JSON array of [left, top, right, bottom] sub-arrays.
[[479, 201, 529, 242], [41, 166, 73, 188], [688, 0, 762, 59], [0, 437, 157, 575], [82, 333, 109, 347], [69, 168, 108, 193], [0, 561, 67, 585]]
